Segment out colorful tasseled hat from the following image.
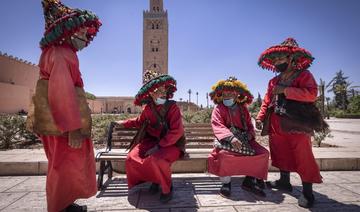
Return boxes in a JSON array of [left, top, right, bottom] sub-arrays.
[[134, 70, 177, 106], [209, 76, 253, 105], [258, 38, 314, 72], [40, 0, 102, 50]]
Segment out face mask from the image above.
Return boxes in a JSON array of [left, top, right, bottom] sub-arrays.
[[223, 98, 235, 107], [155, 97, 167, 105], [275, 62, 289, 72], [71, 36, 87, 51]]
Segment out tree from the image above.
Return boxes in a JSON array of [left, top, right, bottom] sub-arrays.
[[85, 92, 96, 100], [326, 70, 351, 110], [348, 95, 360, 114]]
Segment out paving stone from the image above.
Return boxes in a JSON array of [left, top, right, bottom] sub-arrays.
[[172, 206, 237, 212], [296, 201, 360, 212], [313, 183, 360, 203], [0, 192, 28, 210], [254, 186, 302, 205], [195, 178, 259, 206], [6, 176, 46, 192], [318, 171, 354, 184], [0, 176, 28, 192], [137, 181, 198, 209], [235, 204, 302, 211], [77, 178, 139, 211], [2, 192, 47, 212], [330, 171, 360, 183], [338, 183, 360, 195]]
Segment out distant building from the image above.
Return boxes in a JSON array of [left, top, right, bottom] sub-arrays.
[[88, 96, 141, 114], [0, 52, 39, 114]]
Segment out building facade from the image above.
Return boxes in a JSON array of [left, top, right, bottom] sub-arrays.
[[0, 52, 39, 114]]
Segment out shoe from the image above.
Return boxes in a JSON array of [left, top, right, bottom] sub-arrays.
[[266, 180, 293, 192], [149, 183, 160, 194], [298, 193, 315, 208], [219, 182, 231, 198], [242, 179, 266, 197], [65, 203, 87, 212], [256, 179, 265, 189], [159, 190, 173, 203]]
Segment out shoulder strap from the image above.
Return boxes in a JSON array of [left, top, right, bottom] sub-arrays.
[[150, 100, 176, 128], [238, 105, 248, 131], [278, 70, 304, 87], [227, 104, 248, 131]]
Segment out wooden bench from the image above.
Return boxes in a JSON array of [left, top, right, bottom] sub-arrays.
[[95, 123, 214, 190]]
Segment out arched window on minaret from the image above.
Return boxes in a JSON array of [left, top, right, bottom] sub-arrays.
[[156, 24, 159, 29], [152, 23, 155, 29]]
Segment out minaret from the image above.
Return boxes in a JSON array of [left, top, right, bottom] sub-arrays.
[[143, 0, 168, 82]]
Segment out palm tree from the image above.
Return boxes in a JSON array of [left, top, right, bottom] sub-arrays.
[[326, 70, 350, 110]]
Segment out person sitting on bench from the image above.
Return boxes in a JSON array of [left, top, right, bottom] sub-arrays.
[[114, 70, 185, 203], [208, 77, 269, 198]]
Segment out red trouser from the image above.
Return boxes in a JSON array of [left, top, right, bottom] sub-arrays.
[[269, 114, 322, 183], [125, 140, 181, 193], [41, 136, 97, 212]]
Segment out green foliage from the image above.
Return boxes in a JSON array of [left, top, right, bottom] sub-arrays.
[[326, 70, 351, 110], [85, 92, 96, 100], [313, 128, 333, 147], [182, 109, 212, 124], [348, 95, 360, 114], [91, 114, 136, 144], [0, 114, 39, 149]]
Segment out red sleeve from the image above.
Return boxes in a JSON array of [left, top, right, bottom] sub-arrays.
[[284, 71, 318, 102], [158, 104, 184, 147], [256, 79, 273, 121], [47, 48, 82, 132], [211, 105, 233, 140], [123, 107, 147, 128]]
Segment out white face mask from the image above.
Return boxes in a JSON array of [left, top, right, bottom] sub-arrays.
[[155, 97, 167, 105], [71, 36, 87, 51], [223, 98, 235, 107]]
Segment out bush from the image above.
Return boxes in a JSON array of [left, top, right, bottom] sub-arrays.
[[182, 109, 212, 124], [313, 129, 333, 147], [91, 114, 136, 145], [0, 114, 39, 149]]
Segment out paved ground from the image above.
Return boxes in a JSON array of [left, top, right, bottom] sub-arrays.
[[0, 172, 360, 211]]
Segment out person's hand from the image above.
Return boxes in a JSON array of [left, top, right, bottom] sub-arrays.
[[231, 138, 242, 152], [255, 120, 263, 130], [144, 145, 160, 157], [68, 129, 83, 149], [273, 85, 286, 95]]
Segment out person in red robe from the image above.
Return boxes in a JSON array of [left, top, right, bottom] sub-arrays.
[[207, 77, 269, 198], [114, 70, 185, 203], [27, 1, 101, 211], [256, 38, 322, 208]]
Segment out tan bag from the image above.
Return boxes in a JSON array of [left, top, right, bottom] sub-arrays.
[[26, 79, 92, 137]]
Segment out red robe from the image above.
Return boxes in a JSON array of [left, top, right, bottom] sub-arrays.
[[256, 70, 322, 183], [38, 45, 97, 212], [123, 103, 183, 194], [208, 103, 269, 179]]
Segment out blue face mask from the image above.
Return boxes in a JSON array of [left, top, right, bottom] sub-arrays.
[[223, 98, 235, 107], [155, 97, 167, 105]]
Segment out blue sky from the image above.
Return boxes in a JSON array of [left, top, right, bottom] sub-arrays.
[[1, 0, 359, 107]]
